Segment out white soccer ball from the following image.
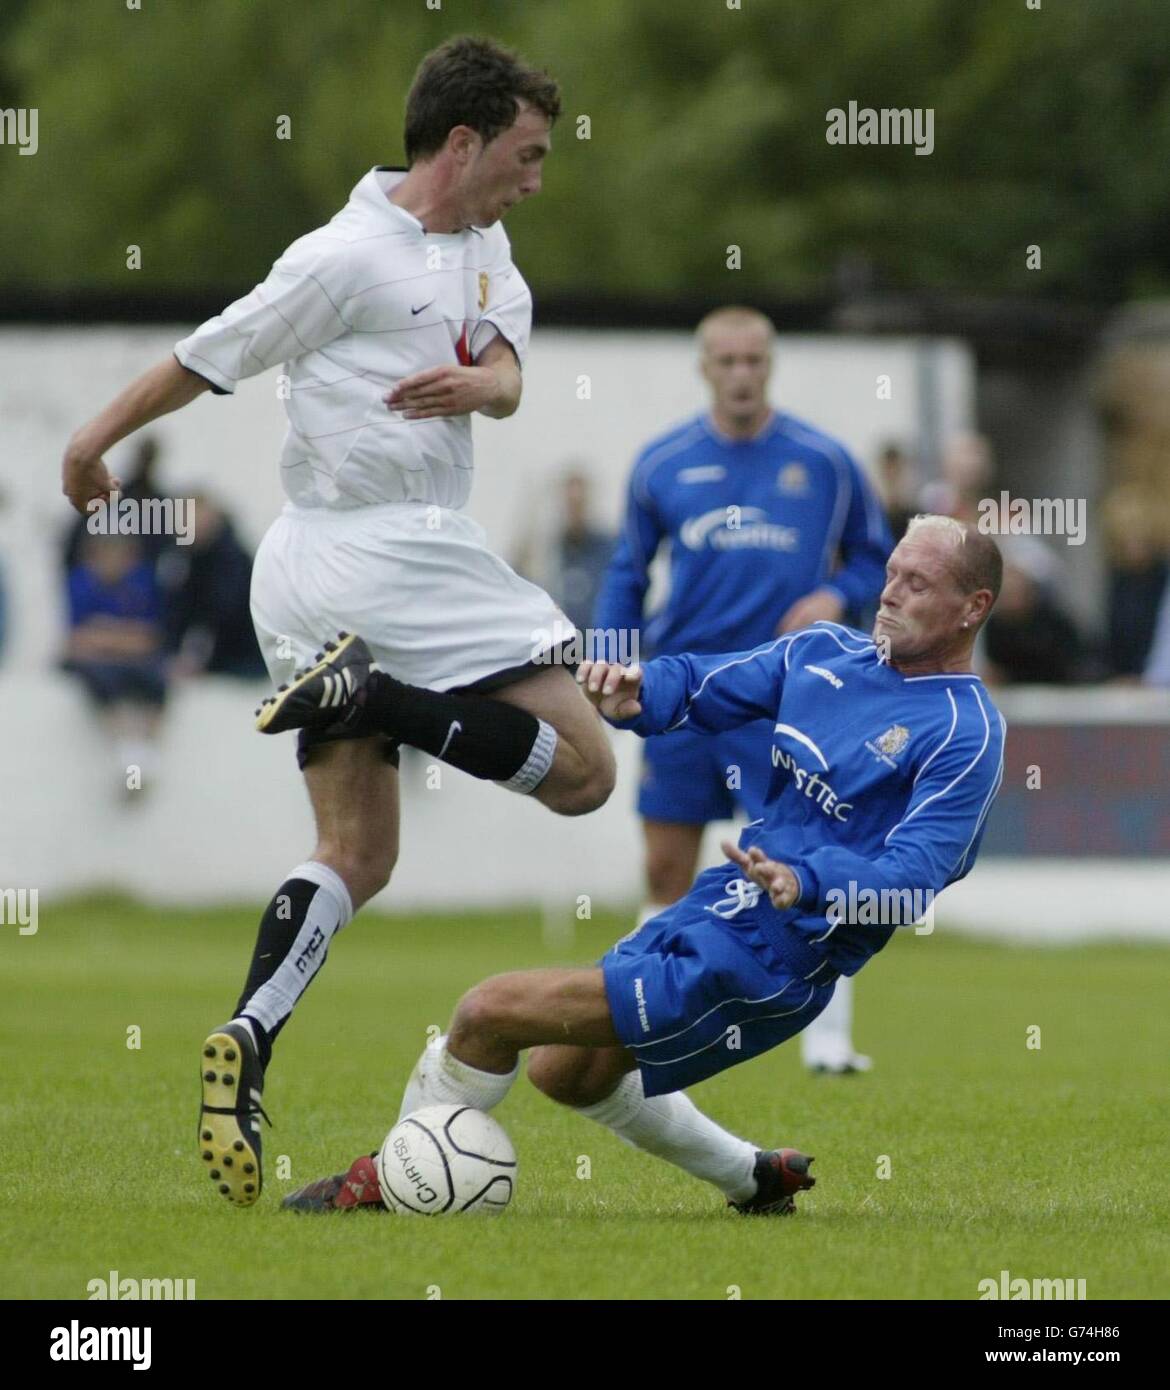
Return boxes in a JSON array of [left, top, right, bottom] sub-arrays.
[[377, 1104, 517, 1215]]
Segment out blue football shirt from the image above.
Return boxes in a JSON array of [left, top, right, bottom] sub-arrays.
[[616, 621, 1007, 974], [593, 411, 892, 658]]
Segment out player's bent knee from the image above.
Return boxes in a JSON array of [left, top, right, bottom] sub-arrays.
[[451, 976, 516, 1042], [543, 740, 616, 817]]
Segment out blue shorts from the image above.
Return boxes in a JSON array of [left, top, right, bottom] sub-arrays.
[[637, 718, 774, 825], [601, 864, 839, 1096]]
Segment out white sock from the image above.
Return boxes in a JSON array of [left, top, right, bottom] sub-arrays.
[[496, 718, 558, 794], [800, 975, 854, 1065], [239, 861, 353, 1036], [398, 1034, 518, 1121], [576, 1071, 758, 1202], [636, 901, 671, 929]]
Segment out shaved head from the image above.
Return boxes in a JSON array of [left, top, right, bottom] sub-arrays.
[[696, 305, 776, 354], [696, 306, 776, 438]]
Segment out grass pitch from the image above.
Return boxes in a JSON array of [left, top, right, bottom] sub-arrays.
[[2, 897, 1166, 1301]]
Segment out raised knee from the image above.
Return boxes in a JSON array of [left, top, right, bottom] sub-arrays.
[[451, 977, 510, 1042], [546, 742, 616, 816]]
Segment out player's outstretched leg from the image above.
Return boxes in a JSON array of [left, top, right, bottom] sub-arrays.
[[199, 737, 399, 1207], [430, 971, 813, 1213], [282, 966, 813, 1214], [257, 634, 614, 815], [528, 1047, 813, 1214]]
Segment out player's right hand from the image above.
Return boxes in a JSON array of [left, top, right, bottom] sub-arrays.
[[62, 438, 122, 515], [576, 660, 643, 721], [721, 840, 801, 911]]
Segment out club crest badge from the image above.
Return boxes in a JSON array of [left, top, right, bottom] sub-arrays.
[[777, 461, 810, 495], [866, 724, 911, 767]]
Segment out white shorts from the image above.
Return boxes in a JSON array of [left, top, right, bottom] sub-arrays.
[[250, 501, 572, 691]]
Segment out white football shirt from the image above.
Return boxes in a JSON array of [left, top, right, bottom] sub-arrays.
[[173, 166, 532, 510]]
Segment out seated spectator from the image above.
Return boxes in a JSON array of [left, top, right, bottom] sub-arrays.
[[161, 493, 266, 678], [550, 472, 614, 633], [62, 533, 167, 796], [63, 435, 173, 575], [513, 468, 614, 635], [1142, 576, 1170, 687], [982, 561, 1093, 686], [1102, 485, 1169, 678]]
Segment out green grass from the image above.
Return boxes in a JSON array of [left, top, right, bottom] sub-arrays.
[[2, 897, 1167, 1300]]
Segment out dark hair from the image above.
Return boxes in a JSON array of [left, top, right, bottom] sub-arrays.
[[404, 35, 561, 165]]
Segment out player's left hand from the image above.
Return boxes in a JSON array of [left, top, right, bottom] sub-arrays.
[[776, 587, 845, 635], [384, 366, 501, 419], [721, 840, 801, 911]]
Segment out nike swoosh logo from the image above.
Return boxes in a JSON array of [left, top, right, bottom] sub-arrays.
[[411, 301, 434, 316], [437, 719, 462, 759]]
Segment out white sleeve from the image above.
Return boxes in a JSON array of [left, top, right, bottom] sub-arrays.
[[173, 235, 352, 394], [468, 237, 532, 369]]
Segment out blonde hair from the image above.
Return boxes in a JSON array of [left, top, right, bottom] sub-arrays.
[[696, 305, 775, 354], [903, 513, 1003, 607]]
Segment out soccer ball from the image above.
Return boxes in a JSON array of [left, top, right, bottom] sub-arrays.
[[377, 1104, 517, 1215]]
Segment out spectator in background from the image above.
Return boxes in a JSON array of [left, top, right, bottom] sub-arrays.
[[62, 532, 168, 796], [161, 492, 267, 678], [1142, 570, 1170, 687], [63, 434, 172, 575], [982, 561, 1093, 686], [546, 471, 614, 633], [513, 468, 614, 634], [1101, 485, 1169, 679], [875, 441, 917, 543], [918, 432, 994, 520]]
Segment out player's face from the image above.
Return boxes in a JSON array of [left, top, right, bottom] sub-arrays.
[[463, 103, 552, 226], [700, 325, 773, 421], [873, 536, 972, 662]]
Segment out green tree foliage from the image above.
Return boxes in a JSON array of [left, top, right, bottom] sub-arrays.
[[0, 0, 1167, 300]]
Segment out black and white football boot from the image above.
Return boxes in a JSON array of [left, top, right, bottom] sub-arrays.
[[198, 1021, 270, 1207], [254, 632, 376, 735], [730, 1148, 816, 1216]]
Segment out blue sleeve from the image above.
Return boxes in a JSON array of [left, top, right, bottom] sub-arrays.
[[786, 707, 1006, 922], [821, 455, 893, 612], [615, 636, 795, 737], [590, 460, 664, 659]]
